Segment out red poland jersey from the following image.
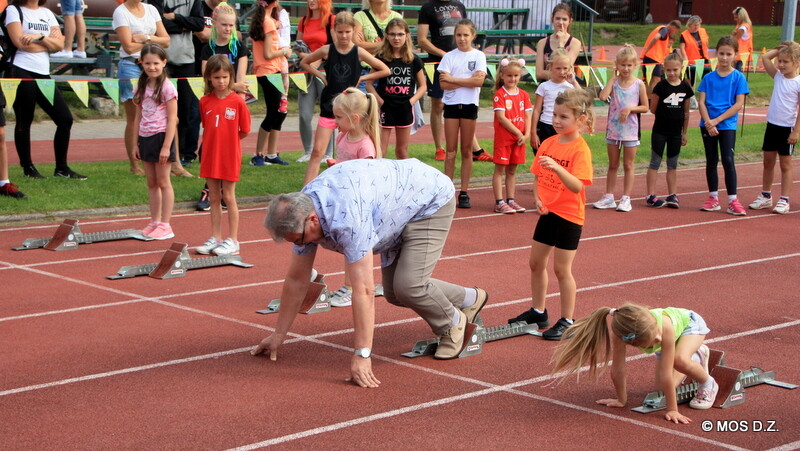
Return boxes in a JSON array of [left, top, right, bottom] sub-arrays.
[[199, 92, 251, 182], [493, 86, 532, 147]]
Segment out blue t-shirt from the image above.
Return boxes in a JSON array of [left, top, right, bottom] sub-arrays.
[[295, 159, 455, 266], [697, 69, 749, 131]]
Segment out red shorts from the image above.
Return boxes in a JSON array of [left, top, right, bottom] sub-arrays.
[[493, 142, 526, 165]]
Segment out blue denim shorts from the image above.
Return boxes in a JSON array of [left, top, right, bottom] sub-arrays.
[[60, 0, 84, 15], [118, 58, 142, 102], [654, 311, 711, 359]]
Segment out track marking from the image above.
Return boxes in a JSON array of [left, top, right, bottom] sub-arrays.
[[766, 441, 800, 451]]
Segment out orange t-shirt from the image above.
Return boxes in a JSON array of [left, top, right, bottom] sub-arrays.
[[252, 17, 282, 76], [530, 134, 593, 225]]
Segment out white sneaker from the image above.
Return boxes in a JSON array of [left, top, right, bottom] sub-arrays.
[[296, 153, 311, 163], [212, 238, 240, 256], [51, 50, 73, 58], [593, 195, 617, 209], [616, 197, 632, 212], [749, 194, 773, 210], [196, 237, 221, 255], [773, 198, 790, 214], [72, 50, 87, 58], [329, 286, 353, 307]]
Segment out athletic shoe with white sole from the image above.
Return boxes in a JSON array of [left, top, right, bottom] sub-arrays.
[[749, 194, 772, 210], [329, 286, 353, 307], [196, 237, 221, 255], [593, 195, 617, 209]]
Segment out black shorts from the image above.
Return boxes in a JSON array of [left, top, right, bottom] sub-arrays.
[[536, 121, 557, 144], [532, 212, 583, 250], [642, 56, 664, 78], [443, 103, 479, 120], [380, 100, 413, 127], [762, 122, 795, 156], [138, 132, 177, 163]]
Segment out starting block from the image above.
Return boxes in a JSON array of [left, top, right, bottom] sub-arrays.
[[107, 242, 253, 279], [632, 349, 798, 413], [401, 315, 542, 359], [13, 219, 152, 251], [257, 272, 331, 314]]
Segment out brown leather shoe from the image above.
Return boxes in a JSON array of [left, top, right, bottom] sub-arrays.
[[434, 311, 467, 360], [461, 287, 489, 323]]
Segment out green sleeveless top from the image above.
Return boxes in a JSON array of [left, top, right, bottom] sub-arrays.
[[638, 307, 691, 354]]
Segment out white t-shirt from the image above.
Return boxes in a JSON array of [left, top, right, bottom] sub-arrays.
[[278, 9, 291, 48], [4, 6, 59, 75], [737, 25, 750, 42], [767, 71, 800, 127], [535, 80, 573, 125], [112, 4, 161, 58], [438, 48, 487, 106]]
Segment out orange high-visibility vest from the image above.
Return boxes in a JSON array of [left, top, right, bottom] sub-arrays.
[[681, 28, 709, 64], [641, 26, 672, 63], [736, 23, 753, 62]]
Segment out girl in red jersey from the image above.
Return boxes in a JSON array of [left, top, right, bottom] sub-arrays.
[[195, 54, 252, 256], [491, 57, 532, 214], [507, 88, 593, 341]]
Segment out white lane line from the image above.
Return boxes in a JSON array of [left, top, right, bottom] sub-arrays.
[[765, 440, 800, 451]]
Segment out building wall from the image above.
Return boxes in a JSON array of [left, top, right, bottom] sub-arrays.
[[651, 0, 793, 25]]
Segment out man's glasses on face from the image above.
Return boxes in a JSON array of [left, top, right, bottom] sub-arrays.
[[292, 218, 309, 246]]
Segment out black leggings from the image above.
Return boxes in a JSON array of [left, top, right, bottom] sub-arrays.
[[700, 128, 737, 194], [11, 66, 73, 170], [257, 75, 286, 132]]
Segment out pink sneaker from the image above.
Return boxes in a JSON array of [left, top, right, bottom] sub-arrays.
[[494, 202, 515, 214], [690, 378, 719, 410], [700, 196, 720, 211], [726, 198, 746, 216], [507, 199, 526, 213], [142, 221, 159, 237], [148, 223, 174, 240], [326, 158, 338, 167]]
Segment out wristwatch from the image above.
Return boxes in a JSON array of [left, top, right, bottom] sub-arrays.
[[354, 348, 371, 358]]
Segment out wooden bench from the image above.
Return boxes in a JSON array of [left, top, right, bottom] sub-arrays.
[[50, 54, 114, 77], [476, 29, 549, 55]]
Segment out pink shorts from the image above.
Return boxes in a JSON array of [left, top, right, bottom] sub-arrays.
[[318, 116, 337, 129]]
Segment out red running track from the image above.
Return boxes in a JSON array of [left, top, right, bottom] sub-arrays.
[[0, 159, 798, 449]]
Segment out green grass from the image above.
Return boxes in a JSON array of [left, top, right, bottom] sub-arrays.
[[1, 122, 768, 218]]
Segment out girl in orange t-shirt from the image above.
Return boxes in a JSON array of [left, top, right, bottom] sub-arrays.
[[507, 88, 593, 341]]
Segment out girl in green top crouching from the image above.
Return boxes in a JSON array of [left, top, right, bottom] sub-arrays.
[[552, 303, 717, 424]]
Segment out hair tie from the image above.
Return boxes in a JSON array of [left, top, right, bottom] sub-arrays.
[[621, 333, 636, 343], [518, 58, 526, 65], [500, 58, 510, 67], [609, 308, 616, 316], [258, 0, 268, 6]]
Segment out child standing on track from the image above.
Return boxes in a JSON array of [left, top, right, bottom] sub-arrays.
[[507, 89, 593, 340], [300, 11, 390, 185], [367, 18, 426, 160], [748, 42, 800, 214], [438, 19, 487, 209], [532, 49, 580, 153], [134, 44, 177, 240], [593, 45, 649, 213], [195, 54, 251, 256], [697, 36, 749, 215], [491, 57, 532, 214], [326, 87, 382, 307], [552, 303, 718, 424], [645, 52, 694, 209]]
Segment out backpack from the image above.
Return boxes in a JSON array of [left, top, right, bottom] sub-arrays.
[[0, 5, 23, 75]]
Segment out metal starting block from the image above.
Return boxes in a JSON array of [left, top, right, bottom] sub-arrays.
[[257, 272, 331, 314], [107, 242, 253, 279], [401, 315, 542, 359], [13, 219, 152, 251], [632, 349, 798, 413]]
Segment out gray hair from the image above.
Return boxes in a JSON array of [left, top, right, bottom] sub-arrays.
[[264, 192, 316, 242], [687, 15, 702, 26]]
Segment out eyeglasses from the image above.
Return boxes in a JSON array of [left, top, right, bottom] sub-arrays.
[[292, 218, 310, 246], [387, 32, 406, 38]]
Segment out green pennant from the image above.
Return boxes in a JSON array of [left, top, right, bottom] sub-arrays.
[[100, 78, 119, 104], [525, 65, 536, 81], [267, 73, 284, 94], [694, 59, 704, 88], [35, 79, 55, 106], [596, 67, 608, 86], [486, 63, 496, 80]]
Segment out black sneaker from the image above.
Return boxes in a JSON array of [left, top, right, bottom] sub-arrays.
[[196, 188, 210, 211], [458, 192, 470, 208], [23, 165, 45, 179], [542, 317, 572, 341], [265, 155, 290, 165], [508, 308, 549, 328], [665, 194, 680, 209], [646, 195, 665, 208], [54, 168, 88, 180]]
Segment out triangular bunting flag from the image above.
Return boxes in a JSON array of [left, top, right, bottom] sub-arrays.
[[0, 78, 20, 111], [267, 73, 284, 93], [100, 78, 119, 104], [35, 79, 55, 106], [595, 67, 607, 86], [577, 65, 589, 79], [67, 80, 90, 107], [424, 63, 435, 84], [634, 66, 641, 79], [187, 77, 205, 100], [740, 52, 750, 70], [694, 59, 704, 78], [710, 58, 718, 71], [751, 54, 759, 71], [289, 73, 308, 93], [645, 64, 653, 85], [486, 63, 496, 80], [170, 78, 178, 91], [245, 75, 258, 99], [525, 65, 536, 81], [681, 60, 688, 80]]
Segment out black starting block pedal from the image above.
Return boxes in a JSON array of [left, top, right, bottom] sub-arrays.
[[107, 242, 253, 279], [632, 349, 798, 413], [257, 272, 330, 314], [401, 315, 542, 358], [14, 219, 152, 251]]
